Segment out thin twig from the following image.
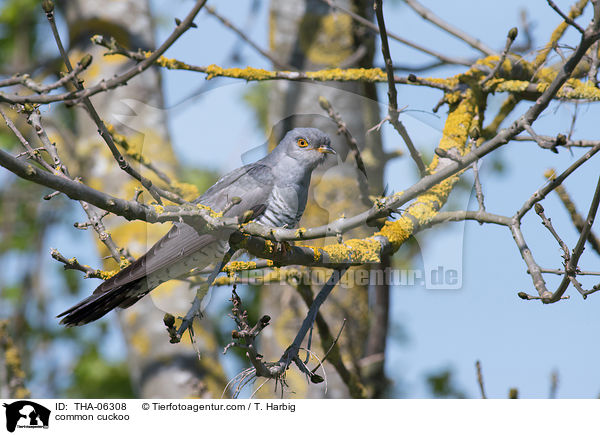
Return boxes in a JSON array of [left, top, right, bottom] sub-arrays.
[[50, 248, 106, 279], [0, 107, 54, 172], [549, 370, 559, 399], [516, 143, 600, 221], [43, 2, 183, 205], [205, 6, 294, 70], [539, 268, 600, 276], [481, 27, 518, 86], [549, 181, 600, 255], [0, 0, 207, 105], [309, 319, 346, 375], [513, 134, 598, 149], [582, 282, 600, 297], [404, 0, 496, 56], [27, 109, 127, 263], [318, 96, 370, 206], [568, 275, 587, 297], [518, 291, 569, 300], [469, 137, 486, 213], [0, 56, 91, 93], [320, 0, 471, 66], [547, 0, 586, 34], [522, 122, 557, 153], [1, 105, 129, 265], [534, 203, 570, 263], [374, 0, 427, 177], [511, 220, 552, 300], [550, 174, 600, 301], [475, 360, 487, 399], [533, 0, 589, 69]]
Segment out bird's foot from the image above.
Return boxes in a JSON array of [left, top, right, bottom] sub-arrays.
[[165, 292, 205, 343], [273, 240, 292, 260]]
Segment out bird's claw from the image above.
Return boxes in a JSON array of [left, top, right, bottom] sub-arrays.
[[273, 240, 292, 259]]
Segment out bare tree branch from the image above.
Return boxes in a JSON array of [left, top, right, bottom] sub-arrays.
[[475, 360, 487, 399], [550, 175, 600, 301], [318, 96, 370, 206], [404, 0, 497, 56], [320, 0, 471, 66], [481, 27, 518, 86], [205, 6, 294, 71], [374, 0, 427, 177], [547, 0, 586, 34]]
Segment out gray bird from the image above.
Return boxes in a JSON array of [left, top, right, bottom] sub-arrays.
[[58, 128, 335, 326]]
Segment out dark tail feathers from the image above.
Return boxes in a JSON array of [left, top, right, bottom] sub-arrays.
[[58, 279, 146, 326]]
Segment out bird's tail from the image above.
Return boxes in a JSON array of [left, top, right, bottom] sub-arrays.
[[57, 278, 147, 326]]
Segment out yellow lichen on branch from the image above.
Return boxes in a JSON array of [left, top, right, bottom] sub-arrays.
[[532, 0, 589, 69], [204, 64, 389, 82], [490, 77, 600, 101], [222, 260, 274, 273], [304, 68, 386, 82], [377, 88, 479, 250], [143, 51, 194, 70], [316, 237, 383, 263], [212, 268, 301, 287]]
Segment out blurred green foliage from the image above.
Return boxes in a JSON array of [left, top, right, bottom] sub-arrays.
[[179, 165, 219, 194], [426, 367, 467, 398], [242, 82, 271, 132], [0, 180, 47, 253], [0, 0, 39, 69], [67, 346, 135, 398]]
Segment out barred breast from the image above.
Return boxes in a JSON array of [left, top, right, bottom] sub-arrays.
[[257, 184, 307, 229]]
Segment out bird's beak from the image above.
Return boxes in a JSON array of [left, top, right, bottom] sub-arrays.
[[317, 145, 336, 155]]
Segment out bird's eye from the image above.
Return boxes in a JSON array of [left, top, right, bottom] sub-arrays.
[[297, 138, 308, 148]]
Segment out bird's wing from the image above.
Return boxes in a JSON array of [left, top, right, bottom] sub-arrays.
[[92, 162, 275, 295], [58, 162, 276, 324], [196, 162, 274, 212]]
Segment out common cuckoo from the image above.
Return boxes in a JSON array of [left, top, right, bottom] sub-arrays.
[[58, 128, 334, 326]]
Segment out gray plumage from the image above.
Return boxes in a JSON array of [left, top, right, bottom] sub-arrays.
[[58, 128, 334, 326]]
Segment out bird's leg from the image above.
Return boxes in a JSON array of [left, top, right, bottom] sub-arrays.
[[273, 240, 292, 259], [303, 322, 315, 364], [174, 247, 237, 340], [278, 267, 348, 371], [174, 290, 204, 341], [268, 224, 293, 260]]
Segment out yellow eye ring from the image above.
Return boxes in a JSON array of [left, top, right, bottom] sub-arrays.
[[297, 138, 308, 148]]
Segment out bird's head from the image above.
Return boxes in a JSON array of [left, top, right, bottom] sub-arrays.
[[274, 127, 335, 170]]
